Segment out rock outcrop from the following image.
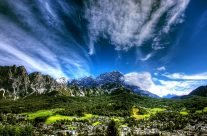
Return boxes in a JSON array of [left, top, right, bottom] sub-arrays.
[[0, 65, 60, 99], [0, 65, 160, 99], [0, 65, 112, 99]]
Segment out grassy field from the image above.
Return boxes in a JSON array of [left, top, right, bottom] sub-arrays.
[[92, 121, 102, 126], [45, 115, 74, 124], [45, 113, 97, 124], [1, 92, 207, 136], [131, 107, 166, 120], [22, 108, 63, 120]]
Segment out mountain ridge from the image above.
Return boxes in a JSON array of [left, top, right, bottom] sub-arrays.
[[189, 85, 207, 97], [0, 65, 159, 99], [171, 86, 207, 99]]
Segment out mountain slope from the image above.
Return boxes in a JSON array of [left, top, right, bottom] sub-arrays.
[[69, 71, 160, 98], [0, 65, 159, 99], [189, 85, 207, 97]]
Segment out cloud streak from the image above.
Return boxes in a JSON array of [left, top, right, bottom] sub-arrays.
[[0, 0, 91, 79], [163, 72, 207, 80], [85, 0, 190, 54], [157, 66, 166, 71]]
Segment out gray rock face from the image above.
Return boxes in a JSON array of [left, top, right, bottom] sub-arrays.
[[0, 65, 160, 99], [0, 65, 109, 99], [0, 65, 60, 99], [68, 71, 160, 98]]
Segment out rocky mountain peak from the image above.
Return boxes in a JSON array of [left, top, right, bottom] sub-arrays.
[[0, 66, 160, 99], [0, 65, 59, 99], [96, 71, 124, 85]]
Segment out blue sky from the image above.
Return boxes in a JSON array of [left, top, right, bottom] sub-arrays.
[[0, 0, 207, 96]]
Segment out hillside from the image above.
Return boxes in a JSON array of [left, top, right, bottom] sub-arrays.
[[173, 86, 207, 99], [189, 85, 207, 97], [0, 90, 207, 135], [1, 66, 207, 135]]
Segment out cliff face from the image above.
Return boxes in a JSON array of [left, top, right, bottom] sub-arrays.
[[0, 65, 107, 99], [0, 65, 60, 99]]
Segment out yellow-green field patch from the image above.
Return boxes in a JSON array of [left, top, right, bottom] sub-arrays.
[[23, 108, 64, 120], [149, 108, 166, 114], [132, 114, 150, 120], [180, 111, 189, 115], [80, 114, 97, 120], [92, 122, 102, 126], [195, 106, 207, 113], [195, 110, 202, 114], [111, 117, 124, 122], [131, 107, 166, 120], [131, 107, 150, 120], [45, 114, 97, 124], [203, 107, 207, 112], [45, 115, 74, 124], [120, 124, 128, 127]]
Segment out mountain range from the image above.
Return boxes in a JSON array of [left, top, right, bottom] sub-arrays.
[[1, 65, 206, 100], [0, 65, 159, 100]]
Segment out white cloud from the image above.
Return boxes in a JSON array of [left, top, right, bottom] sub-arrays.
[[140, 53, 153, 61], [0, 42, 66, 79], [157, 80, 204, 95], [163, 0, 190, 33], [157, 66, 166, 71], [163, 72, 207, 80], [124, 72, 207, 97], [152, 0, 190, 49], [85, 0, 190, 53], [124, 72, 154, 91]]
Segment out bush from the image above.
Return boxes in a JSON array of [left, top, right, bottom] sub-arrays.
[[107, 120, 119, 136]]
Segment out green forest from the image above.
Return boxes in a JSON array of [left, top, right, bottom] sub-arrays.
[[0, 88, 207, 135]]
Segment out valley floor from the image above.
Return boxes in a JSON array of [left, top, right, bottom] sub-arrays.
[[0, 92, 207, 135]]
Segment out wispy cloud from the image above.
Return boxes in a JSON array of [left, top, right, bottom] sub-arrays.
[[85, 0, 190, 54], [157, 66, 166, 71], [0, 42, 67, 79], [163, 72, 207, 80], [140, 53, 153, 62], [0, 0, 91, 79]]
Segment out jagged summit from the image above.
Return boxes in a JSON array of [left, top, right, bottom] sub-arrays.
[[69, 71, 124, 87], [0, 65, 159, 99], [70, 76, 97, 87], [68, 71, 159, 98], [96, 71, 124, 85], [0, 65, 59, 99]]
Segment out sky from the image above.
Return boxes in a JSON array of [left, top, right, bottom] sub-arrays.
[[0, 0, 207, 96]]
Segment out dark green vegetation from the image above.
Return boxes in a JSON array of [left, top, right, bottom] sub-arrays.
[[1, 65, 207, 135], [0, 89, 207, 135], [1, 89, 207, 115], [189, 85, 207, 97]]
